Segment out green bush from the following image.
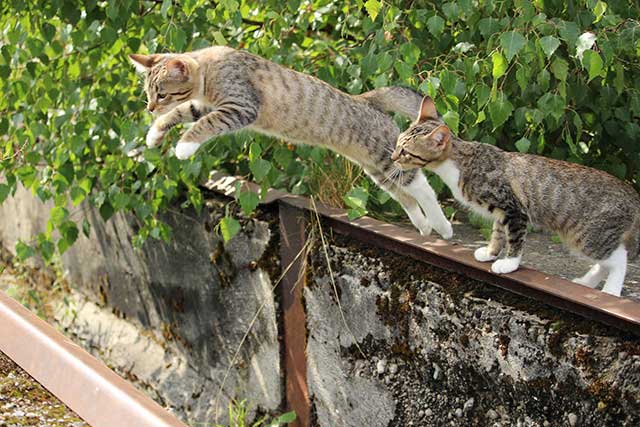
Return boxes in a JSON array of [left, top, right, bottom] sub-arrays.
[[0, 0, 638, 258]]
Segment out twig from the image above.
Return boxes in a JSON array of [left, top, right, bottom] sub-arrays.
[[309, 196, 366, 359], [212, 235, 313, 422]]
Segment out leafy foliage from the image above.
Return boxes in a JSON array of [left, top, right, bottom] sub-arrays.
[[215, 399, 296, 427], [0, 0, 639, 256]]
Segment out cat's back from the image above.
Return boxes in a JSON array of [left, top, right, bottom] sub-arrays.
[[228, 51, 397, 154], [189, 46, 397, 160], [505, 152, 640, 226]]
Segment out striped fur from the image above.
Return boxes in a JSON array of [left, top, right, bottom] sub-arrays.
[[393, 96, 640, 296], [129, 47, 452, 238]]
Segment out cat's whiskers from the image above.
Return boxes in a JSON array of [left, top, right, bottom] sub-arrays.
[[381, 165, 401, 186]]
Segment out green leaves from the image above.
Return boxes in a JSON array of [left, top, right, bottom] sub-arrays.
[[442, 111, 460, 134], [491, 52, 507, 79], [550, 58, 569, 81], [364, 0, 381, 21], [488, 93, 514, 129], [267, 411, 297, 426], [219, 216, 241, 242], [238, 190, 260, 216], [426, 15, 445, 37], [592, 1, 607, 23], [581, 50, 604, 82], [16, 240, 35, 261], [0, 0, 638, 261], [499, 31, 526, 61], [537, 93, 565, 122], [515, 137, 530, 153], [539, 36, 560, 59], [576, 32, 596, 60], [248, 143, 272, 182], [168, 27, 187, 51], [343, 187, 369, 220]]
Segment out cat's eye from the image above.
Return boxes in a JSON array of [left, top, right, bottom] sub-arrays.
[[157, 93, 167, 100]]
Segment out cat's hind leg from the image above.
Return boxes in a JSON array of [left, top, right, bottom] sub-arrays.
[[600, 244, 627, 297], [405, 171, 453, 239], [573, 263, 607, 288]]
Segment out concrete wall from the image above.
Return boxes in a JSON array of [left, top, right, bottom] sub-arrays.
[[0, 187, 282, 424], [306, 234, 640, 427], [0, 186, 638, 426]]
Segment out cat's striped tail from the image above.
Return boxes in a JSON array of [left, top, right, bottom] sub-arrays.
[[356, 86, 423, 119]]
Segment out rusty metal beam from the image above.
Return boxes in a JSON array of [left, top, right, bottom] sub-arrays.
[[279, 196, 640, 336], [0, 291, 187, 427], [278, 202, 311, 427], [202, 171, 640, 334]]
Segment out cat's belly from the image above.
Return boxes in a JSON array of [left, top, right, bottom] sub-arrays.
[[249, 124, 374, 166]]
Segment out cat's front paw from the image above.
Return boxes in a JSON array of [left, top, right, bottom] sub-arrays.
[[175, 141, 201, 160], [146, 126, 165, 148], [490, 257, 521, 274], [474, 246, 497, 262], [418, 225, 433, 236]]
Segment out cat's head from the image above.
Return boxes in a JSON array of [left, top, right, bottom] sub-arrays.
[[392, 96, 451, 169], [129, 53, 198, 115]]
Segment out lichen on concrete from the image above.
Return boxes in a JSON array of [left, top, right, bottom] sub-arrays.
[[306, 233, 640, 426]]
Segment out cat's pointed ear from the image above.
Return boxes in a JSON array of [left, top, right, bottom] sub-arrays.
[[129, 54, 161, 73], [417, 96, 438, 123], [427, 125, 450, 149], [166, 59, 189, 81]]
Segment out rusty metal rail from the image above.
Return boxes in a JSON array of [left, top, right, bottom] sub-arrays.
[[204, 172, 640, 336], [1, 170, 638, 427], [203, 171, 640, 427], [0, 290, 187, 427]]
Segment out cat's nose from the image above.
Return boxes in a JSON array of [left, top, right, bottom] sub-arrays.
[[391, 148, 402, 161], [148, 101, 157, 112]]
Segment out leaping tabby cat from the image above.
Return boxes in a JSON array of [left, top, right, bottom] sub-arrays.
[[130, 46, 452, 239]]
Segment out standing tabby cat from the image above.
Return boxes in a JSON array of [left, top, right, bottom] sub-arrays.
[[392, 96, 640, 296], [129, 46, 452, 238]]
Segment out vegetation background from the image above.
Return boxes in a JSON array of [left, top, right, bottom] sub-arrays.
[[0, 0, 638, 259]]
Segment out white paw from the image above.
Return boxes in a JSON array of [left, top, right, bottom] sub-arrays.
[[146, 126, 165, 148], [126, 146, 144, 158], [601, 287, 622, 297], [175, 142, 200, 159], [572, 277, 588, 286], [126, 146, 145, 163], [572, 277, 600, 288], [491, 257, 521, 274], [474, 246, 497, 262], [418, 225, 433, 236], [437, 221, 453, 240]]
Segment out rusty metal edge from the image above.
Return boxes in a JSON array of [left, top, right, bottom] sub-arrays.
[[0, 291, 187, 427], [202, 172, 640, 336], [279, 203, 311, 427]]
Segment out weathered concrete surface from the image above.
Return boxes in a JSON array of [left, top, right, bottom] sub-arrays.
[[0, 187, 282, 424], [2, 184, 640, 426], [306, 233, 640, 427]]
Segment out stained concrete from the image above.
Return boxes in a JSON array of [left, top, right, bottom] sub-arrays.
[[305, 234, 639, 426], [0, 185, 639, 426], [0, 187, 282, 424]]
